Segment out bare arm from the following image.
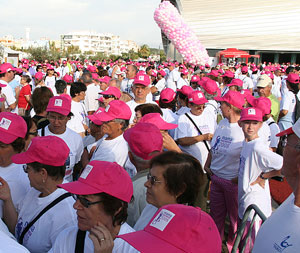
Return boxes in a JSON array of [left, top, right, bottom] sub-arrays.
[[278, 109, 288, 121], [177, 133, 213, 146]]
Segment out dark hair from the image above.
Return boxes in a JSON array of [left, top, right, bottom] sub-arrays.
[[177, 91, 189, 105], [150, 151, 204, 206], [28, 162, 66, 181], [98, 69, 109, 77], [114, 119, 129, 131], [32, 87, 54, 114], [95, 192, 130, 226], [55, 80, 67, 94], [22, 116, 36, 140], [80, 72, 93, 84], [70, 82, 87, 98], [159, 98, 176, 111], [10, 137, 25, 153], [21, 75, 32, 83], [286, 66, 295, 75], [135, 103, 163, 116]]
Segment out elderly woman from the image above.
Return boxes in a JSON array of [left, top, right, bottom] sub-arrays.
[[204, 90, 245, 252], [49, 160, 138, 252], [0, 136, 77, 253], [134, 151, 204, 231]]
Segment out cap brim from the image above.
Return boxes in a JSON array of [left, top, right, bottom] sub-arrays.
[[0, 131, 19, 145], [97, 111, 115, 122], [58, 180, 104, 195], [276, 127, 294, 137], [87, 115, 102, 125], [11, 151, 37, 164], [118, 230, 182, 253], [159, 122, 178, 130], [214, 96, 224, 102]]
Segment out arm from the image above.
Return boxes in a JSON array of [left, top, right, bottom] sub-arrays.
[[177, 133, 213, 146], [278, 109, 288, 121], [204, 152, 213, 176], [161, 131, 182, 152]]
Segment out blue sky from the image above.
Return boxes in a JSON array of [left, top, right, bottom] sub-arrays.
[[0, 0, 162, 48]]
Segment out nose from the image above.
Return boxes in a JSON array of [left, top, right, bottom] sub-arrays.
[[144, 178, 151, 188], [73, 199, 82, 210]]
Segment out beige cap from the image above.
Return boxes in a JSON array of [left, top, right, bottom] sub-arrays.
[[256, 74, 272, 88]]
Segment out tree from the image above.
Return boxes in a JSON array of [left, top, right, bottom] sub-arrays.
[[159, 49, 167, 62], [138, 44, 150, 59]]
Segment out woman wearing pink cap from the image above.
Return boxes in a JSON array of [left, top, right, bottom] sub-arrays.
[[50, 161, 138, 253], [204, 90, 245, 251], [0, 136, 77, 252]]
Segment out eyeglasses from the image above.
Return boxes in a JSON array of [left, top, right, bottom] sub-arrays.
[[23, 165, 32, 173], [147, 172, 162, 185], [103, 95, 115, 99], [72, 194, 103, 208], [47, 114, 67, 121], [28, 131, 38, 136]]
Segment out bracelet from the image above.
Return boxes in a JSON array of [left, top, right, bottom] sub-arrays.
[[259, 172, 267, 180]]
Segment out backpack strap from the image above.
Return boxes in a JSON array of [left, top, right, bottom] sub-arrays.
[[75, 229, 87, 253]]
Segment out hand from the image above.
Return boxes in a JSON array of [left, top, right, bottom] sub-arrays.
[[161, 131, 181, 152], [0, 177, 12, 201], [89, 222, 114, 253], [250, 176, 266, 189], [202, 133, 213, 141]]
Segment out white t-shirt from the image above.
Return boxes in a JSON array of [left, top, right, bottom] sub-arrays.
[[49, 223, 139, 253], [258, 121, 271, 147], [253, 193, 300, 253], [67, 100, 88, 134], [176, 77, 189, 90], [161, 108, 178, 138], [134, 204, 158, 231], [0, 230, 29, 253], [15, 188, 77, 253], [38, 126, 84, 182], [0, 163, 30, 218], [176, 106, 190, 116], [238, 138, 283, 220], [272, 75, 282, 99], [91, 134, 129, 167], [153, 79, 166, 101], [210, 119, 244, 180], [279, 90, 296, 130], [166, 69, 180, 91], [175, 110, 216, 167], [84, 83, 100, 113], [238, 75, 254, 90], [45, 76, 56, 94], [0, 80, 16, 108], [204, 100, 219, 122], [265, 117, 280, 149], [61, 66, 69, 77], [126, 99, 156, 124], [121, 78, 134, 98]]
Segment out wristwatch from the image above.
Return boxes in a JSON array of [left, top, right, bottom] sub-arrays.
[[259, 172, 267, 180]]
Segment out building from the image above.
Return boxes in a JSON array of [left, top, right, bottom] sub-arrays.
[[61, 31, 139, 56], [163, 0, 300, 64]]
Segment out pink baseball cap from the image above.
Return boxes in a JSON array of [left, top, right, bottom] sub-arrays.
[[118, 204, 222, 253], [11, 136, 69, 166], [205, 63, 210, 68], [62, 74, 73, 84], [228, 79, 243, 87], [160, 88, 176, 103], [177, 85, 193, 96], [0, 82, 6, 88], [58, 160, 133, 203], [251, 97, 271, 115], [201, 79, 219, 95], [181, 69, 189, 75], [215, 90, 245, 109], [34, 72, 44, 81], [190, 75, 200, 83], [221, 70, 234, 78], [0, 63, 17, 74], [158, 70, 166, 77], [0, 112, 27, 144], [99, 86, 121, 99], [133, 72, 150, 86], [276, 117, 300, 137], [124, 122, 163, 160], [87, 108, 104, 125], [139, 113, 178, 130], [95, 100, 131, 121], [207, 70, 219, 77], [241, 66, 248, 73], [188, 90, 208, 105], [46, 95, 71, 116], [99, 76, 111, 84], [0, 98, 4, 102], [92, 73, 100, 80], [198, 77, 210, 87], [87, 65, 97, 73], [240, 107, 263, 122], [287, 73, 300, 84], [264, 71, 274, 80]]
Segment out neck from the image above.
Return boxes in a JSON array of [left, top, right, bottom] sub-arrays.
[[227, 112, 240, 123], [73, 96, 81, 102], [106, 131, 122, 140], [39, 179, 63, 197], [134, 97, 146, 104], [245, 134, 259, 142], [49, 125, 66, 135]]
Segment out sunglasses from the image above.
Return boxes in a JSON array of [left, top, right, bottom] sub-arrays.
[[23, 165, 33, 173], [72, 194, 103, 208], [147, 172, 162, 185], [102, 95, 115, 99], [29, 131, 38, 136]]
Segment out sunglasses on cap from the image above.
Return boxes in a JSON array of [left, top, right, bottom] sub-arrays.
[[147, 172, 162, 185], [72, 194, 103, 208], [102, 95, 115, 99]]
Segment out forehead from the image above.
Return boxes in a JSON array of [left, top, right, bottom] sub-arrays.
[[133, 84, 146, 89], [48, 111, 65, 117]]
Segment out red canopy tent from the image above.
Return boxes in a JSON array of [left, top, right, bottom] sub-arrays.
[[216, 48, 260, 64]]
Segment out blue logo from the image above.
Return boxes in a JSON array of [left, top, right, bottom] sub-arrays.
[[274, 235, 293, 252]]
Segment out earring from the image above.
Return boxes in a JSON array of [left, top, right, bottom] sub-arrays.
[[43, 179, 45, 183]]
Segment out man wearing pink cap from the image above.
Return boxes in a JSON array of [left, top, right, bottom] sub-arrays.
[[237, 107, 283, 251], [120, 65, 138, 98], [166, 63, 180, 91], [153, 70, 166, 102], [99, 86, 121, 108], [238, 65, 254, 94], [90, 100, 131, 167], [126, 72, 156, 124], [253, 118, 300, 252], [0, 63, 17, 111], [49, 161, 138, 253], [176, 69, 189, 90]]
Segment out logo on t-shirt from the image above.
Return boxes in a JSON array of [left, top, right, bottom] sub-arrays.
[[150, 209, 175, 231], [273, 235, 293, 252], [54, 99, 63, 107], [0, 117, 11, 130]]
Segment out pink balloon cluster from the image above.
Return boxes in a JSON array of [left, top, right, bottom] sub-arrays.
[[154, 1, 209, 65]]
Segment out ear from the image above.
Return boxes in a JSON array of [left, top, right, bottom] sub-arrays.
[[40, 168, 48, 182], [238, 120, 242, 127]]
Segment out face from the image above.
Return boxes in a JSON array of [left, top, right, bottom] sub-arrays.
[[25, 122, 38, 150], [90, 122, 103, 138], [257, 86, 271, 97], [133, 84, 149, 100], [0, 142, 16, 167], [133, 110, 142, 124], [101, 120, 122, 137], [102, 95, 115, 107], [240, 120, 262, 140], [190, 82, 198, 89], [100, 82, 109, 91], [220, 101, 230, 119], [144, 165, 177, 208], [281, 134, 300, 190], [20, 77, 26, 85], [6, 70, 15, 82], [24, 165, 43, 190], [126, 66, 135, 79], [78, 91, 86, 101], [190, 103, 206, 116], [47, 112, 69, 134], [73, 194, 113, 231]]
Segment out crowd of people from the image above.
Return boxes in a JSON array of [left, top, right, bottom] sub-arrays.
[[0, 58, 299, 252]]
